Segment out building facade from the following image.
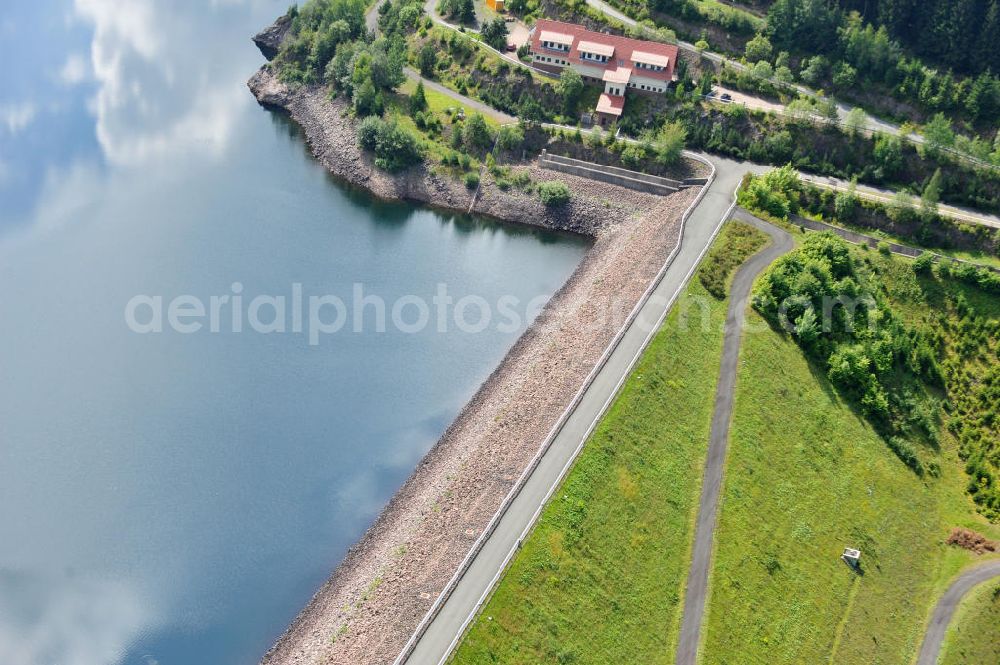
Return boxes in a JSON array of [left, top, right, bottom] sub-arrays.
[[529, 19, 679, 125]]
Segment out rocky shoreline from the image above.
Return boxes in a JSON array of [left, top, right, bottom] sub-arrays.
[[249, 57, 701, 665]]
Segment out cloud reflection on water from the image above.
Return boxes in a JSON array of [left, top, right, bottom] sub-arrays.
[[2, 1, 286, 663], [74, 0, 255, 166]]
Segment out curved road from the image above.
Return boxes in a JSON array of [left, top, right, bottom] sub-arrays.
[[674, 208, 793, 665], [396, 156, 766, 665], [916, 560, 1000, 665], [584, 0, 1000, 172]]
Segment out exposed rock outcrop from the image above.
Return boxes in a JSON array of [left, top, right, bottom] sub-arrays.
[[253, 13, 292, 60]]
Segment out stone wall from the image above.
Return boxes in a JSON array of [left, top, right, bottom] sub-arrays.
[[539, 151, 684, 196]]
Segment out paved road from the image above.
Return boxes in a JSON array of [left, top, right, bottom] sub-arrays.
[[916, 560, 1000, 665], [403, 67, 517, 123], [582, 0, 1000, 171], [674, 208, 793, 665], [397, 156, 766, 664], [800, 173, 1000, 230]]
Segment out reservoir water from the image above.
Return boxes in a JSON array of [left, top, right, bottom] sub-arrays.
[[0, 2, 589, 663]]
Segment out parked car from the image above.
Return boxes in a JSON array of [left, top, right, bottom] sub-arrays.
[[504, 15, 515, 21], [720, 93, 732, 101], [506, 43, 516, 51]]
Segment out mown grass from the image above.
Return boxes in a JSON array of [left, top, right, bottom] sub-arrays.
[[939, 579, 1000, 665], [449, 222, 766, 664], [700, 246, 1000, 665]]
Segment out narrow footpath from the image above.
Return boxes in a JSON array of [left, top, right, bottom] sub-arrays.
[[674, 209, 793, 665], [916, 560, 1000, 665]]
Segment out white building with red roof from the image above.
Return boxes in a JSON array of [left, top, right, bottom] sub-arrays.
[[529, 19, 679, 125]]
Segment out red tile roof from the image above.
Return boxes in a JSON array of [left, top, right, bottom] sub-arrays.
[[530, 19, 678, 84], [596, 93, 625, 116]]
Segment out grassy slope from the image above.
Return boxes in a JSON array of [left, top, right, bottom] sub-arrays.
[[701, 247, 1000, 665], [450, 222, 766, 664], [939, 579, 1000, 665]]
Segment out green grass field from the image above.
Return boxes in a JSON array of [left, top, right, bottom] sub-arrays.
[[939, 579, 1000, 665], [398, 78, 505, 125], [449, 222, 767, 664], [700, 246, 1000, 665]]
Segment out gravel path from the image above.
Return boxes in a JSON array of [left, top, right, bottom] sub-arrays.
[[674, 210, 793, 665]]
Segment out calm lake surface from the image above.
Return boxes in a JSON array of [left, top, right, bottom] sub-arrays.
[[0, 2, 588, 663]]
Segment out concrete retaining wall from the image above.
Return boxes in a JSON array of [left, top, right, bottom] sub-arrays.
[[538, 150, 681, 196]]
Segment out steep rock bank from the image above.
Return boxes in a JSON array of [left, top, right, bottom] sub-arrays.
[[252, 14, 292, 60], [248, 67, 633, 237]]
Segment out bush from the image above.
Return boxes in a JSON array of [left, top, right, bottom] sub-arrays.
[[510, 170, 532, 190], [480, 17, 509, 51], [913, 252, 935, 274], [463, 112, 494, 151], [834, 187, 858, 222], [538, 180, 571, 206], [410, 80, 427, 114], [418, 42, 437, 77], [357, 115, 383, 151], [463, 171, 480, 188], [738, 166, 800, 220], [356, 116, 423, 171], [496, 124, 525, 151], [653, 121, 686, 165]]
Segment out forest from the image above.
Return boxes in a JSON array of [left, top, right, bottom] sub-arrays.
[[765, 0, 1000, 128], [831, 0, 1000, 76]]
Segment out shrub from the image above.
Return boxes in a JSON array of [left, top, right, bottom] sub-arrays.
[[698, 222, 768, 299], [738, 166, 800, 220], [877, 241, 892, 256], [418, 43, 437, 77], [356, 116, 423, 171], [654, 121, 686, 165], [834, 187, 858, 222], [463, 112, 494, 151], [480, 17, 509, 51], [357, 115, 382, 151], [913, 252, 935, 274], [538, 180, 571, 206], [496, 124, 525, 151], [510, 170, 532, 190], [410, 80, 427, 114]]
